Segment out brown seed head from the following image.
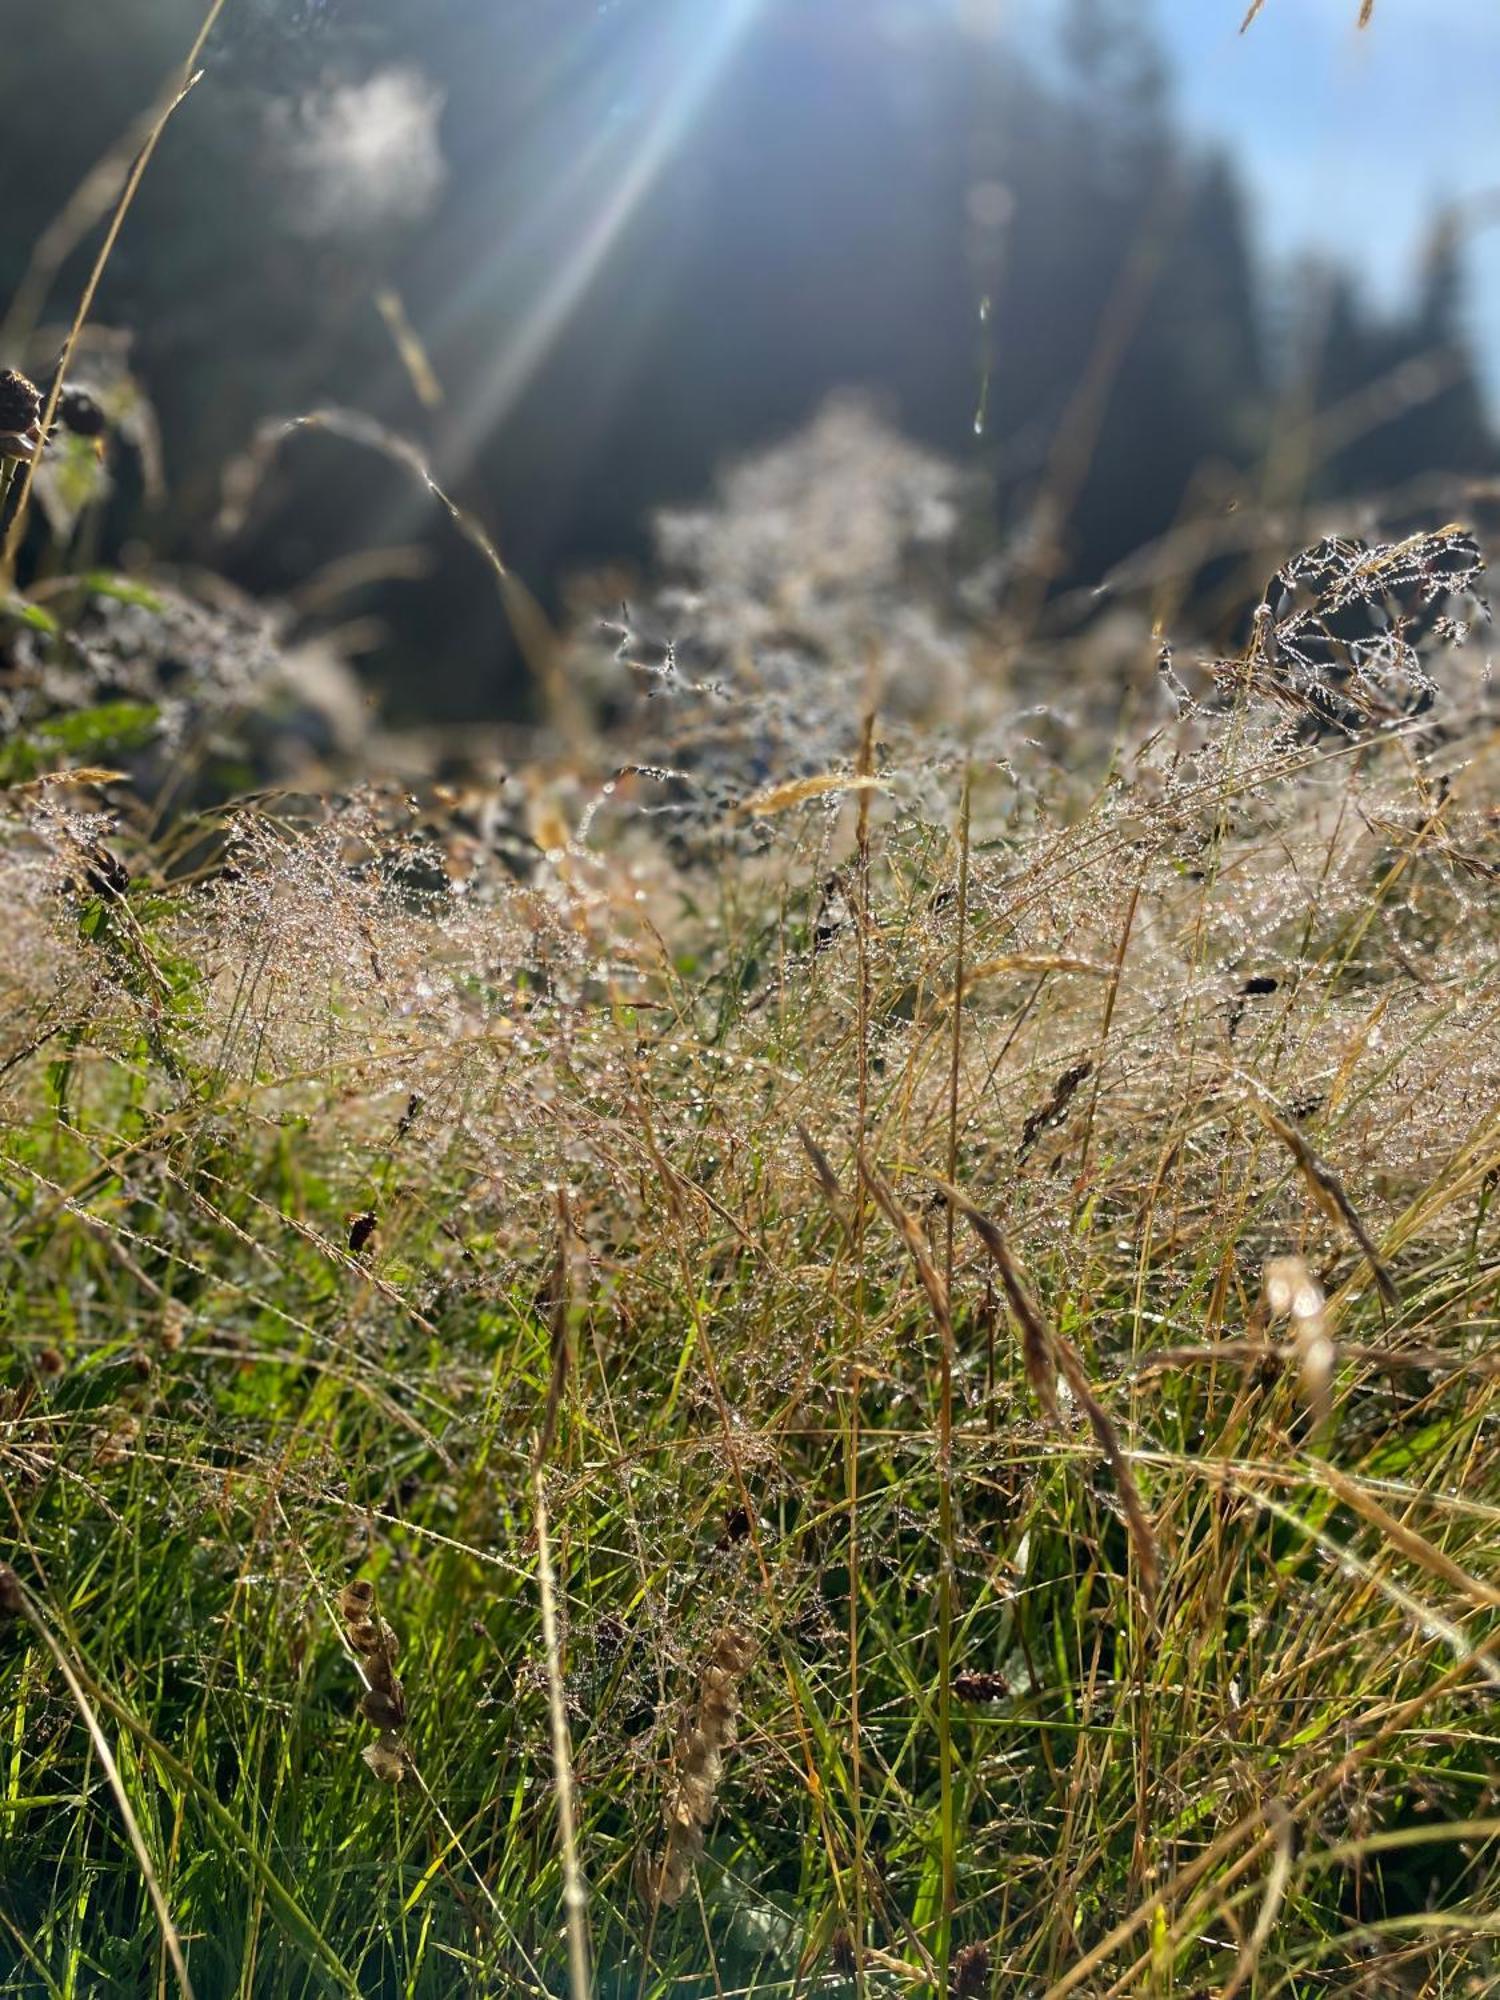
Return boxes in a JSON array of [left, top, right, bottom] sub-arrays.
[[951, 1940, 992, 1996], [361, 1735, 407, 1783], [0, 369, 43, 462], [337, 1579, 375, 1621]]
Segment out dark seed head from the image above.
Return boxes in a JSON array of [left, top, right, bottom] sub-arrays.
[[81, 846, 130, 900], [57, 384, 107, 439], [951, 1941, 991, 1996], [952, 1667, 1009, 1703], [358, 1685, 406, 1730], [0, 369, 43, 462]]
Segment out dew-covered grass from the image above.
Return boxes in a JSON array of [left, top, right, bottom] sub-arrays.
[[2, 487, 1499, 1998]]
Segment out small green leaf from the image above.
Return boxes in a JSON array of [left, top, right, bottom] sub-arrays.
[[2, 593, 60, 634], [82, 572, 167, 613], [36, 701, 159, 755]]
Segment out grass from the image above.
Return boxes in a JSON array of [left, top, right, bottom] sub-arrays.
[[2, 506, 1498, 1998]]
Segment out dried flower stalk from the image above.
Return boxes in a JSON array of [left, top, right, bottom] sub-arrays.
[[645, 1626, 756, 1908]]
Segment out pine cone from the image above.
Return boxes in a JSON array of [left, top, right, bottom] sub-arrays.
[[0, 369, 43, 463]]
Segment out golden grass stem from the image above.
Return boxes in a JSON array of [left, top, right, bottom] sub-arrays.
[[1, 0, 228, 582], [533, 1460, 593, 2000]]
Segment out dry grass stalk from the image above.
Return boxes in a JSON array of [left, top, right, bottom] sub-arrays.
[[535, 1187, 578, 1472], [940, 955, 1109, 1015], [930, 1178, 1056, 1422], [738, 771, 886, 816], [1315, 1462, 1500, 1613], [1019, 1059, 1094, 1164], [796, 1121, 848, 1222], [857, 1150, 952, 1336], [646, 1626, 756, 1908], [1219, 1803, 1295, 2000], [1252, 1102, 1399, 1306], [1050, 1337, 1161, 1615], [934, 1177, 1160, 1611], [1, 3, 226, 582], [533, 1458, 592, 1999]]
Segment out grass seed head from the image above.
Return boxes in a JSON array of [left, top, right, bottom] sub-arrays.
[[646, 1625, 756, 1909], [1263, 1254, 1335, 1427], [0, 368, 43, 462]]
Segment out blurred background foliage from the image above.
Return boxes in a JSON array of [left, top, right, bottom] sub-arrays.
[[1, 0, 1495, 719]]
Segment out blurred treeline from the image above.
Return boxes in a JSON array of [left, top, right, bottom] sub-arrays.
[[2, 0, 1494, 718]]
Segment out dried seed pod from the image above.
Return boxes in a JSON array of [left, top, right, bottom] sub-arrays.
[[358, 1686, 406, 1730], [361, 1735, 407, 1783], [345, 1614, 398, 1656], [79, 844, 129, 900], [952, 1669, 1009, 1703], [0, 369, 43, 462], [1018, 1059, 1093, 1162], [337, 1580, 375, 1621], [338, 1577, 409, 1779], [362, 1655, 400, 1699]]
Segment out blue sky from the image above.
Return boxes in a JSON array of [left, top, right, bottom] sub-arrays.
[[1157, 0, 1500, 395]]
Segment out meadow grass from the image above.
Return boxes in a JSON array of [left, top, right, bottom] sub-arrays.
[[2, 511, 1498, 1999]]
